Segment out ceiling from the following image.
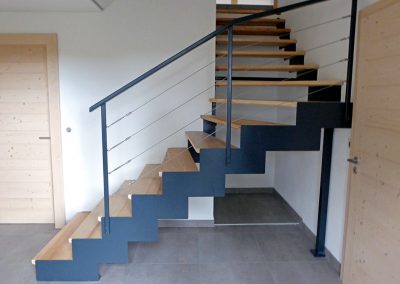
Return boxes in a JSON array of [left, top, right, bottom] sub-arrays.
[[0, 0, 116, 12]]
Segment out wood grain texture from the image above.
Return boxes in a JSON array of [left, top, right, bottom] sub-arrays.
[[0, 34, 65, 228], [185, 131, 228, 153], [215, 64, 319, 72], [123, 164, 163, 197], [209, 98, 297, 108], [341, 1, 400, 283], [69, 194, 131, 242], [216, 50, 304, 58], [216, 17, 285, 26], [201, 115, 282, 129], [217, 8, 266, 14], [32, 212, 89, 264], [224, 26, 290, 36], [216, 37, 296, 46], [159, 148, 198, 176], [216, 80, 343, 87]]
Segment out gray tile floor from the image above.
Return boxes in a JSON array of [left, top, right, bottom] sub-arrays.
[[214, 192, 300, 224], [0, 224, 341, 284]]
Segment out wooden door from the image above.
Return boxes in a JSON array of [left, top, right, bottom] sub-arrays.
[[0, 35, 64, 227], [342, 1, 400, 283]]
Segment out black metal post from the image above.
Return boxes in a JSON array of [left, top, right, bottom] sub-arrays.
[[101, 104, 111, 235], [225, 26, 233, 165], [312, 128, 334, 257], [345, 0, 358, 122]]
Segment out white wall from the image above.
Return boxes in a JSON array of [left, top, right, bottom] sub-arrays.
[[0, 0, 216, 221], [274, 0, 379, 262]]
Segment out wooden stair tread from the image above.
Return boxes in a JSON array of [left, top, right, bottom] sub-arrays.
[[139, 164, 161, 179], [222, 26, 290, 36], [201, 115, 282, 129], [209, 98, 297, 108], [186, 131, 230, 153], [216, 50, 304, 58], [159, 148, 198, 176], [32, 212, 89, 264], [217, 8, 267, 14], [216, 37, 296, 46], [216, 80, 343, 87], [216, 64, 319, 72], [217, 17, 284, 26], [126, 178, 162, 198], [69, 195, 131, 242]]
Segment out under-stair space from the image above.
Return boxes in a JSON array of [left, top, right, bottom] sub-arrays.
[[31, 2, 355, 281]]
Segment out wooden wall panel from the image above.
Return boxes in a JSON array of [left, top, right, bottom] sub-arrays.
[[0, 36, 64, 227], [341, 1, 400, 283]]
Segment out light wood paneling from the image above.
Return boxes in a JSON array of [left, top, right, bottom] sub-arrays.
[[0, 34, 64, 227], [341, 1, 400, 283]]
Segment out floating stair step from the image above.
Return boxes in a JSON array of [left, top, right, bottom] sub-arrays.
[[215, 64, 319, 72], [216, 37, 296, 47], [221, 26, 290, 36], [209, 98, 297, 108], [159, 148, 198, 176], [217, 8, 266, 14], [201, 115, 282, 129], [140, 164, 161, 178], [216, 50, 304, 58], [216, 80, 343, 87], [32, 212, 89, 264], [126, 178, 162, 199], [69, 194, 131, 242], [217, 17, 285, 26], [186, 131, 230, 154], [123, 164, 163, 199]]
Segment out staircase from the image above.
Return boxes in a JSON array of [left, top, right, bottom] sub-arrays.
[[32, 2, 354, 281]]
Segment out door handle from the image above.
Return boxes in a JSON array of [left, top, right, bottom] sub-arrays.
[[38, 137, 51, 140], [347, 157, 359, 165]]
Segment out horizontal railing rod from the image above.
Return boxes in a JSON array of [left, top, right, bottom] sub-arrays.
[[89, 0, 330, 112]]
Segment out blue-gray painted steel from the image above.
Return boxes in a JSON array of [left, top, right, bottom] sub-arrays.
[[312, 128, 334, 257], [36, 102, 352, 281], [101, 105, 111, 235], [345, 0, 358, 121], [225, 27, 233, 165]]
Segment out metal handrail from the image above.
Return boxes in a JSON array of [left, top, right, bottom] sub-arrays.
[[91, 0, 358, 236], [89, 0, 328, 112]]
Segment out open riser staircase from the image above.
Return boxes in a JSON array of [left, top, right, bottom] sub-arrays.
[[32, 1, 356, 281]]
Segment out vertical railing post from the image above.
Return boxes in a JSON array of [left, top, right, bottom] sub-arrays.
[[312, 128, 334, 257], [225, 26, 233, 165], [101, 104, 111, 235], [345, 0, 358, 122]]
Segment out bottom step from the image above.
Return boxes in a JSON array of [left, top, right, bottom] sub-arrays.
[[32, 212, 89, 264]]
